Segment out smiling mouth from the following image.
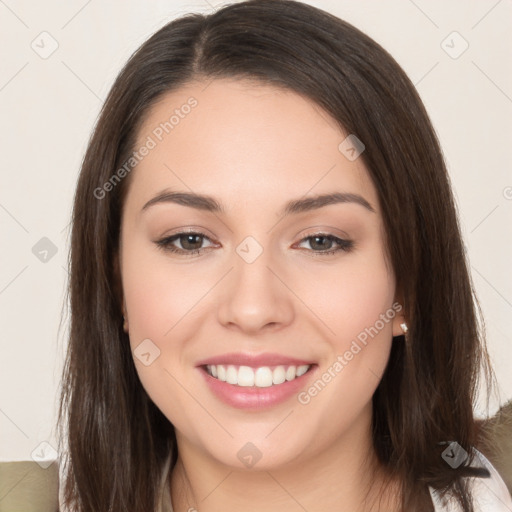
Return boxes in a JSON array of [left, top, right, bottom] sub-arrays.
[[203, 364, 313, 388]]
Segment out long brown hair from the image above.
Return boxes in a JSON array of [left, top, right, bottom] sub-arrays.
[[57, 1, 496, 510]]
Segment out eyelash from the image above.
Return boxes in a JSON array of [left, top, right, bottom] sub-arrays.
[[155, 230, 354, 257]]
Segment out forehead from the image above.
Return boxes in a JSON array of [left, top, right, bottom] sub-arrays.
[[126, 77, 378, 215]]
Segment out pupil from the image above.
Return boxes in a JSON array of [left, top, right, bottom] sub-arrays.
[[312, 236, 330, 250], [183, 234, 201, 249]]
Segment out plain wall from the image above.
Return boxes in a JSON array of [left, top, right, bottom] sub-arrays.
[[1, 0, 511, 462]]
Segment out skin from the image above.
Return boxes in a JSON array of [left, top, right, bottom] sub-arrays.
[[119, 78, 407, 512]]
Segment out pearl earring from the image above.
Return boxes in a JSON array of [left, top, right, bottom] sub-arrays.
[[400, 322, 408, 334]]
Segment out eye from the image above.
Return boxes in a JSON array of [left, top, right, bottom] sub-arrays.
[[154, 231, 354, 257], [155, 231, 215, 256], [295, 233, 354, 256]]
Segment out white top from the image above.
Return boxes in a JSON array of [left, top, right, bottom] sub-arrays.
[[428, 450, 512, 511], [157, 449, 512, 511]]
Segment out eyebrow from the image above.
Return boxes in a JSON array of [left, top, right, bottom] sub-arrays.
[[141, 189, 376, 216]]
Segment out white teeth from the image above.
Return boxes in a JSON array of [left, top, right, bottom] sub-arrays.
[[285, 366, 296, 381], [226, 365, 238, 385], [205, 364, 311, 387], [238, 366, 254, 387], [272, 366, 286, 385], [254, 367, 273, 387], [217, 365, 226, 381], [296, 364, 309, 377]]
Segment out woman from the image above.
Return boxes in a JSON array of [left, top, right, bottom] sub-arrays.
[[57, 1, 512, 510]]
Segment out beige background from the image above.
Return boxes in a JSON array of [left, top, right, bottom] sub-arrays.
[[1, 0, 511, 467]]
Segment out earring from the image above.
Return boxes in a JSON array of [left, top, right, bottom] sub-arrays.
[[400, 322, 408, 334]]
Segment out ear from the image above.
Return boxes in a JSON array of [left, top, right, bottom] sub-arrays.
[[391, 306, 407, 337], [391, 289, 408, 337]]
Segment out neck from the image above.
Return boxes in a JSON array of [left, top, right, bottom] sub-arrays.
[[169, 407, 402, 512]]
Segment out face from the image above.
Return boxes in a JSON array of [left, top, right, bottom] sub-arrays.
[[119, 78, 405, 470]]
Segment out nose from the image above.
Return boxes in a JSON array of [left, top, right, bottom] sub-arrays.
[[216, 243, 295, 335]]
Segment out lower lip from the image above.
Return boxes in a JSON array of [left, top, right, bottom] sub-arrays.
[[198, 365, 317, 409]]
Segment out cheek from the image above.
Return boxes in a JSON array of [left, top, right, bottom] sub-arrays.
[[121, 238, 208, 349], [338, 267, 394, 342], [292, 250, 396, 350], [120, 237, 221, 412], [291, 255, 396, 446], [121, 243, 209, 425]]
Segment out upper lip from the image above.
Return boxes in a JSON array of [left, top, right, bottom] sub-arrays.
[[196, 352, 315, 368]]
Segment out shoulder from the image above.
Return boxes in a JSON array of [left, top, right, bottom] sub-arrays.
[[429, 448, 512, 511]]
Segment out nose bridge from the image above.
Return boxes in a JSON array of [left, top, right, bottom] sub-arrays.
[[231, 234, 278, 299], [216, 234, 294, 331]]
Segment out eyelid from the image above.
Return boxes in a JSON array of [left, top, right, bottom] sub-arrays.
[[159, 225, 216, 240], [292, 224, 351, 241]]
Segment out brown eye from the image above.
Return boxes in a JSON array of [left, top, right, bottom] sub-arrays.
[[155, 231, 214, 256], [176, 233, 204, 251], [296, 233, 354, 256]]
